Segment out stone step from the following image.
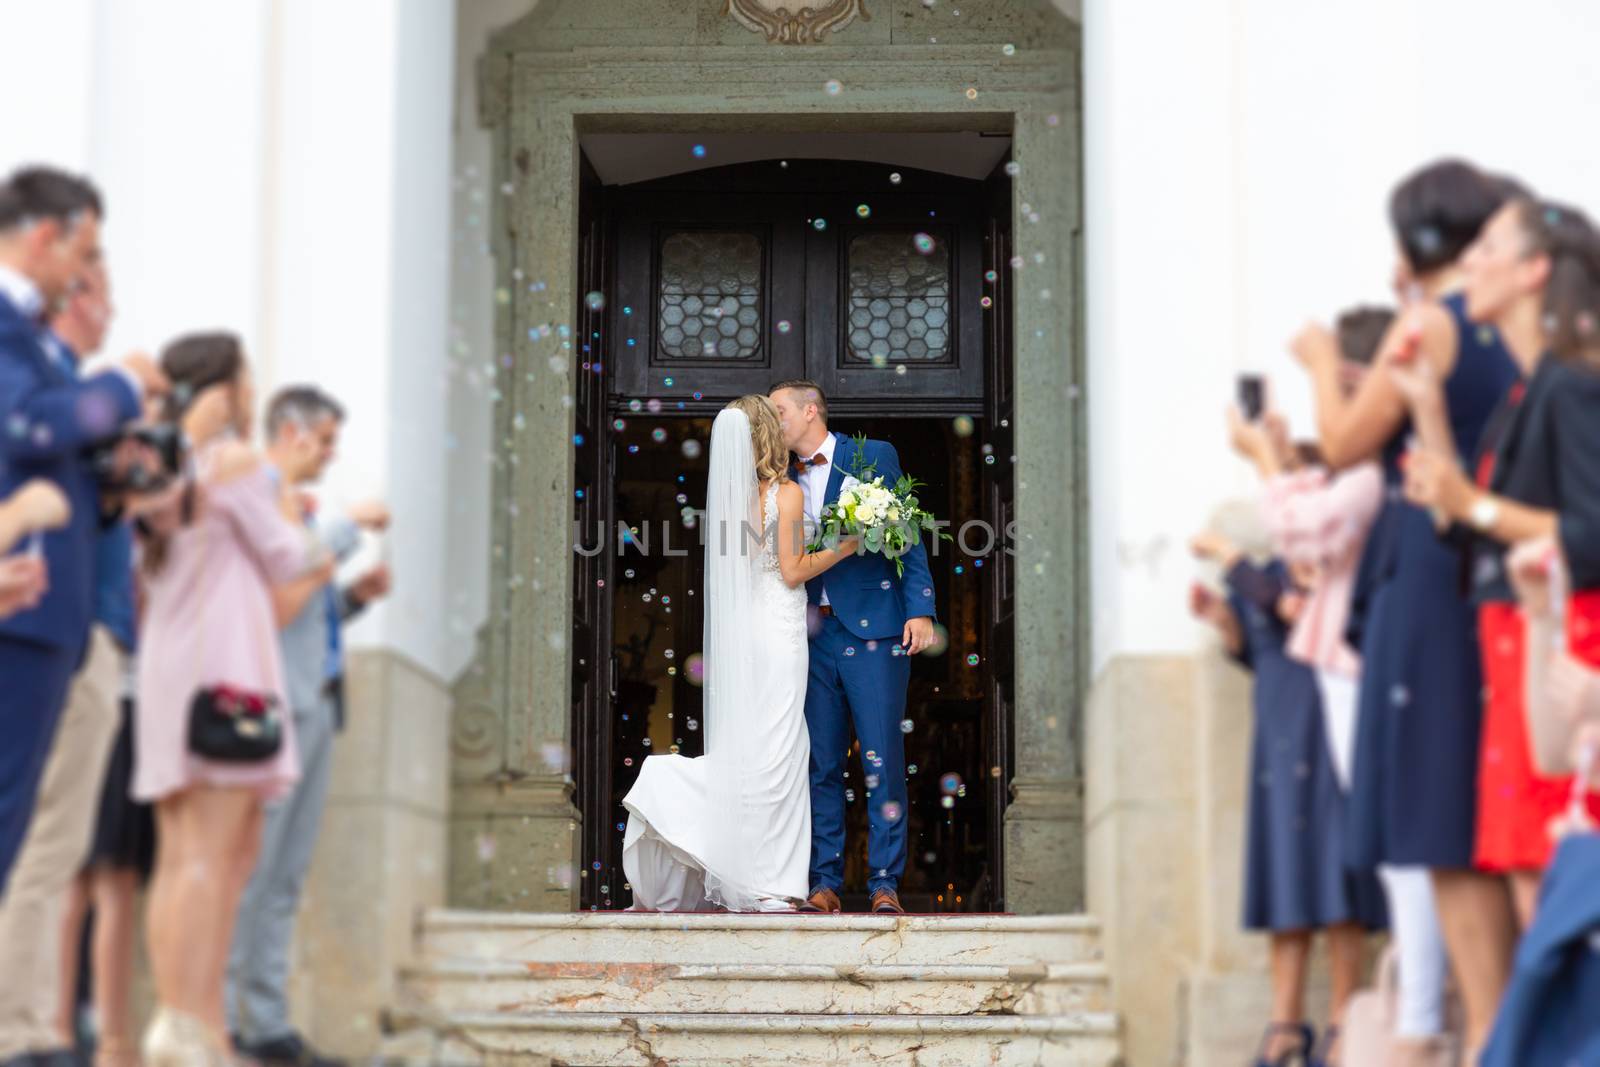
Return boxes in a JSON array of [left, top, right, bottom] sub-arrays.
[[417, 909, 1104, 967], [381, 1010, 1124, 1067], [399, 958, 1112, 1017]]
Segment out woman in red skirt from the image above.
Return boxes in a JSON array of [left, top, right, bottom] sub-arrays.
[[1391, 194, 1600, 927]]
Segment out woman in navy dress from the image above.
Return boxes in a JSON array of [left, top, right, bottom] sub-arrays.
[[1294, 159, 1523, 1058], [1192, 550, 1386, 1067]]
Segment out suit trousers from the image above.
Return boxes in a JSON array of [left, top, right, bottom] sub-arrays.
[[804, 612, 912, 895], [225, 691, 337, 1044], [0, 627, 124, 1059], [0, 635, 84, 899]]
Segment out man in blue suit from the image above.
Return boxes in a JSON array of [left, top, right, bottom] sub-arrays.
[[769, 380, 937, 915], [0, 167, 164, 897]]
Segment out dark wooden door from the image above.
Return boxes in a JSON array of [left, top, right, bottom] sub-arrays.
[[572, 158, 1015, 910], [980, 157, 1017, 912], [609, 160, 985, 412], [571, 153, 617, 911]]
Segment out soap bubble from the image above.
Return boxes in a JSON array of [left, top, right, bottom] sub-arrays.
[[912, 232, 936, 255], [682, 439, 703, 459], [824, 79, 842, 96], [900, 719, 914, 734], [882, 801, 903, 822], [889, 172, 902, 185], [856, 204, 872, 218], [777, 320, 792, 334], [585, 290, 606, 311], [940, 772, 963, 795]]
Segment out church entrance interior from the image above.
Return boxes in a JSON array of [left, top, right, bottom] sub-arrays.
[[568, 132, 1018, 914]]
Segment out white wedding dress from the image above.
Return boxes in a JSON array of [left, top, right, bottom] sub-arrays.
[[622, 409, 812, 912]]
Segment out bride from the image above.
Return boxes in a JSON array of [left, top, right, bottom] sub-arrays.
[[622, 395, 857, 912]]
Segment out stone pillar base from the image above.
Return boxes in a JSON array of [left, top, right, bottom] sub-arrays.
[[1004, 775, 1086, 914], [448, 778, 582, 912], [290, 649, 451, 1057]]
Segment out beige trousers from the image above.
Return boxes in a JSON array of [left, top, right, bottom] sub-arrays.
[[0, 626, 124, 1058]]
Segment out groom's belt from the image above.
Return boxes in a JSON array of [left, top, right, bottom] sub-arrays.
[[816, 605, 835, 617]]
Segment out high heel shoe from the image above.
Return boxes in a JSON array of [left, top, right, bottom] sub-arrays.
[[1310, 1024, 1339, 1067], [1253, 1022, 1314, 1067], [142, 1009, 224, 1067]]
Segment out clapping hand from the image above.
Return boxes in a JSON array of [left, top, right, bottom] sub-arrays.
[[1507, 535, 1560, 616], [0, 556, 48, 617], [10, 479, 71, 535], [349, 562, 393, 606], [347, 499, 391, 532], [1290, 321, 1341, 374], [1383, 319, 1441, 412], [1189, 530, 1241, 569], [1400, 447, 1472, 519]]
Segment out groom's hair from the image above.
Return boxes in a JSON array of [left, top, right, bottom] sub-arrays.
[[769, 378, 828, 422]]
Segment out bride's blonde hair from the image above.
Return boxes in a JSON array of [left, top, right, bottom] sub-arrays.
[[727, 394, 790, 485]]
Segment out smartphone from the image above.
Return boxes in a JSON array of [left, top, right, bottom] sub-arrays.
[[1237, 374, 1265, 421]]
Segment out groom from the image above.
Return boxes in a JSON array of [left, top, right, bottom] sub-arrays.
[[768, 380, 937, 915]]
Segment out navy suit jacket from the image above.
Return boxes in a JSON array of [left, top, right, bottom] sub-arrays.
[[0, 293, 140, 653], [796, 431, 938, 641]]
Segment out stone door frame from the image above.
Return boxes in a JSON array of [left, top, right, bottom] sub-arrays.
[[455, 19, 1088, 915]]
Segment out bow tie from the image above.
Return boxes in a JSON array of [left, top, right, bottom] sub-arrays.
[[797, 452, 828, 469]]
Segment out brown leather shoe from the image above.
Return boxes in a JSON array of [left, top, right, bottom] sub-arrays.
[[870, 888, 905, 914], [798, 886, 842, 914]]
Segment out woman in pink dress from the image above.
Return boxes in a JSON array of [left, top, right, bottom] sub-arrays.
[[131, 333, 326, 1066]]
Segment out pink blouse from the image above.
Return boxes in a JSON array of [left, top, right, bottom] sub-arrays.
[[133, 451, 317, 803], [1260, 464, 1384, 679]]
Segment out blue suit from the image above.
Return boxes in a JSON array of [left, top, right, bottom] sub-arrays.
[[798, 432, 937, 895], [1481, 833, 1600, 1067], [0, 292, 140, 894]]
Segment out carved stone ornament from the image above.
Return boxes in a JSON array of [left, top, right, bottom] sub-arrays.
[[721, 0, 870, 44]]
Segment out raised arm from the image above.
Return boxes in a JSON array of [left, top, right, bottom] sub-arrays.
[[774, 480, 856, 589], [205, 443, 322, 584], [1297, 306, 1457, 470], [0, 350, 142, 462]]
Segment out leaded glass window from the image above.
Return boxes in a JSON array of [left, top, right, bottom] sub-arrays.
[[846, 231, 951, 362], [657, 231, 763, 360]]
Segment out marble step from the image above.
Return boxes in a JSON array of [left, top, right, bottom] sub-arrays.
[[381, 1010, 1123, 1067], [399, 958, 1112, 1017], [418, 910, 1103, 967]]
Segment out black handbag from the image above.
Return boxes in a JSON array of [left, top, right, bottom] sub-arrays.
[[187, 683, 284, 762]]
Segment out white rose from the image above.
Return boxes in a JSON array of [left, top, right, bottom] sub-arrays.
[[838, 490, 857, 507], [887, 507, 901, 522], [856, 503, 878, 524]]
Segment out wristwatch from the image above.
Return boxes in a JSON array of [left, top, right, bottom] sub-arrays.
[[1469, 494, 1501, 532]]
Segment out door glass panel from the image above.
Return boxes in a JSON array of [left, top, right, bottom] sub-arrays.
[[657, 231, 763, 360], [846, 231, 951, 362]]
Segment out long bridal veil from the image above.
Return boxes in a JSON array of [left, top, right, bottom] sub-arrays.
[[698, 407, 771, 911]]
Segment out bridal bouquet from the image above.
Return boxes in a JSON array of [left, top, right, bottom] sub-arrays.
[[810, 434, 947, 577]]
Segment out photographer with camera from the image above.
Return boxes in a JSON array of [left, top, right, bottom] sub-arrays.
[[0, 256, 163, 1067], [0, 166, 167, 902]]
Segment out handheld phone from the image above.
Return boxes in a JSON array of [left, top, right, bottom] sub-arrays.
[[25, 531, 43, 559], [1237, 374, 1265, 421]]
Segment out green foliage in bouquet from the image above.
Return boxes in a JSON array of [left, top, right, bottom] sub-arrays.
[[809, 433, 951, 577]]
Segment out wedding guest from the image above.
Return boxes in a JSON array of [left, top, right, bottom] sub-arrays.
[[1190, 533, 1385, 1067], [0, 261, 142, 1067], [132, 333, 325, 1065], [226, 386, 390, 1067], [1235, 311, 1454, 1064], [0, 167, 165, 895], [1391, 197, 1600, 924], [1293, 159, 1521, 1057], [1481, 542, 1600, 1067]]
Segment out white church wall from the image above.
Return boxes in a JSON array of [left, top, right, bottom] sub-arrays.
[[1084, 0, 1600, 673], [440, 0, 538, 681], [1, 0, 460, 680]]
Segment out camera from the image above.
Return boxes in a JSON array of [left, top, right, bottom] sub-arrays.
[[90, 423, 186, 494]]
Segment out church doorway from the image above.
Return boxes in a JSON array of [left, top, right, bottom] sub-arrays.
[[569, 147, 1018, 913]]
